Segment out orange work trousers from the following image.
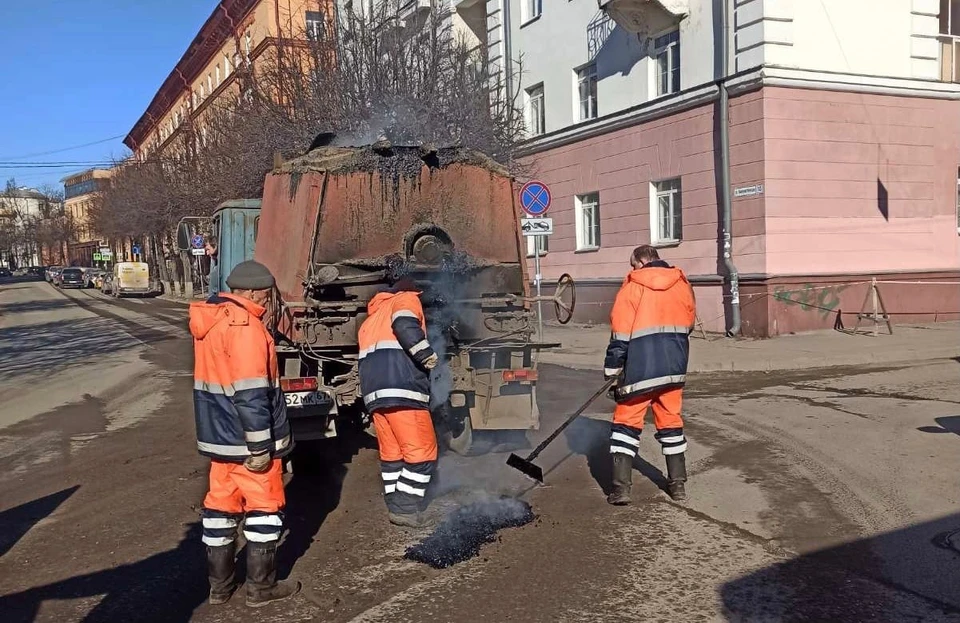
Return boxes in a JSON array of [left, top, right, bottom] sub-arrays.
[[373, 408, 438, 464], [203, 458, 285, 514], [613, 387, 684, 431]]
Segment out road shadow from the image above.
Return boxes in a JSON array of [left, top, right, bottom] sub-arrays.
[[277, 426, 376, 580], [0, 523, 209, 623], [564, 416, 669, 496], [0, 297, 75, 315], [0, 486, 80, 558], [721, 512, 960, 621], [0, 317, 152, 377], [917, 416, 960, 436]]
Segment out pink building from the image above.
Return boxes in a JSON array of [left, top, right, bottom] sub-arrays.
[[467, 0, 960, 335]]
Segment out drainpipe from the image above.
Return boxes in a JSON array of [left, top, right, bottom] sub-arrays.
[[503, 0, 514, 107], [719, 0, 740, 336]]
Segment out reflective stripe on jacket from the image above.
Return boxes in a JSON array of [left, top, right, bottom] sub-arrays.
[[358, 289, 436, 413], [604, 261, 696, 402], [189, 293, 292, 462]]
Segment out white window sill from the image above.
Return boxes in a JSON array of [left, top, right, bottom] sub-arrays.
[[651, 239, 681, 249], [520, 14, 542, 28], [574, 246, 600, 254]]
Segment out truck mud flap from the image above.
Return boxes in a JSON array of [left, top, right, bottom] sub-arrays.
[[469, 370, 540, 431]]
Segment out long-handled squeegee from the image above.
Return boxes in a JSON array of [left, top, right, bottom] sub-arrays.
[[506, 378, 617, 483]]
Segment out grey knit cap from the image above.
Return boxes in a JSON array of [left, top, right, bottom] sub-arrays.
[[226, 260, 276, 291]]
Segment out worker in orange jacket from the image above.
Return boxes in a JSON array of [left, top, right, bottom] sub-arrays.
[[358, 276, 439, 528], [604, 245, 696, 504], [190, 260, 299, 607]]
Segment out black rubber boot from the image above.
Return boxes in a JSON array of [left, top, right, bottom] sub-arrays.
[[665, 453, 688, 501], [207, 543, 237, 605], [245, 542, 301, 608], [606, 453, 633, 506]]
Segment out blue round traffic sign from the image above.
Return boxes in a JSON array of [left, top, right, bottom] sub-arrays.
[[519, 180, 551, 217], [191, 235, 205, 249]]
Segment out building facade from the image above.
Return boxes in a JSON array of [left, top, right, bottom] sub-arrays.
[[476, 0, 960, 335], [124, 0, 334, 159], [0, 187, 61, 268], [63, 169, 112, 266]]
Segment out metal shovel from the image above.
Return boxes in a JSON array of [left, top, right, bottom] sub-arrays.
[[506, 378, 616, 483]]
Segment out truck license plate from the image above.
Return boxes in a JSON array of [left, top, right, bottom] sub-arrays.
[[284, 391, 331, 408]]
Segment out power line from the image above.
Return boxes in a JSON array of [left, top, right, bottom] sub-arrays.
[[0, 135, 126, 161]]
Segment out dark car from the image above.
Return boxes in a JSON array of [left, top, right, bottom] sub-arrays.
[[59, 268, 85, 289], [0, 267, 12, 279]]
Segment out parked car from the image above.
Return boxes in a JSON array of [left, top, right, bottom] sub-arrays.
[[27, 266, 46, 279], [46, 266, 62, 283], [59, 267, 85, 289], [83, 268, 105, 289], [0, 267, 12, 279], [100, 272, 114, 295]]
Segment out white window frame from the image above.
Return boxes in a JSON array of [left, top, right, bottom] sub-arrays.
[[522, 0, 542, 24], [650, 178, 683, 245], [224, 53, 231, 77], [306, 10, 325, 39], [216, 64, 221, 85], [245, 31, 252, 59], [524, 83, 545, 137], [526, 233, 548, 258], [207, 74, 213, 93], [575, 63, 598, 122], [654, 29, 681, 97], [956, 166, 960, 233], [575, 192, 601, 251]]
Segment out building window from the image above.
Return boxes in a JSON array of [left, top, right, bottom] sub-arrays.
[[576, 64, 598, 121], [200, 83, 206, 100], [575, 192, 601, 251], [216, 65, 221, 85], [522, 0, 542, 23], [525, 84, 545, 136], [650, 178, 682, 245], [224, 53, 232, 77], [207, 74, 213, 93], [245, 31, 252, 59], [655, 30, 680, 96], [306, 10, 325, 39], [526, 233, 548, 257]]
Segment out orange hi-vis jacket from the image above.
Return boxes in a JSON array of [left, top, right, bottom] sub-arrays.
[[604, 260, 696, 402], [358, 289, 436, 413], [189, 293, 292, 462]]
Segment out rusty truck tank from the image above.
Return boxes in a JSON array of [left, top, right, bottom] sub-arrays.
[[254, 143, 565, 453]]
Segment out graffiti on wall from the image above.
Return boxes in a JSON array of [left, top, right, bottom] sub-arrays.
[[773, 283, 849, 318]]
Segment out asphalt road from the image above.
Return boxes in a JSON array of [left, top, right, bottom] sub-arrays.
[[1, 279, 959, 622]]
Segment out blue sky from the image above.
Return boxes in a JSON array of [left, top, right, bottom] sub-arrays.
[[0, 1, 218, 191]]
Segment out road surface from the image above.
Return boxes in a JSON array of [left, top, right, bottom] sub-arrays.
[[1, 279, 959, 622]]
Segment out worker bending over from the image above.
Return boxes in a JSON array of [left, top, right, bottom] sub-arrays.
[[358, 276, 439, 528], [190, 260, 299, 607], [604, 245, 696, 504]]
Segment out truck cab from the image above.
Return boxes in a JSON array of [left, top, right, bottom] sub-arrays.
[[209, 199, 261, 294]]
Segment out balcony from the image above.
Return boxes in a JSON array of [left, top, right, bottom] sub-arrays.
[[597, 0, 687, 37]]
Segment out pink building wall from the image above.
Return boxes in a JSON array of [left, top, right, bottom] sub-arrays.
[[761, 87, 960, 276], [523, 86, 960, 335]]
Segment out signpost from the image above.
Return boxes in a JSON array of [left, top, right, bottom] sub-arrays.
[[190, 234, 206, 257], [519, 181, 553, 341]]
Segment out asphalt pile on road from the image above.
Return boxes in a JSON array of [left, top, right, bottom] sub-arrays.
[[404, 497, 535, 569]]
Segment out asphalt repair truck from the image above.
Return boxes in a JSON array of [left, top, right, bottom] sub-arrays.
[[186, 141, 575, 456]]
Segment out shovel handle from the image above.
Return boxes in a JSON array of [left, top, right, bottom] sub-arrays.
[[524, 378, 616, 462]]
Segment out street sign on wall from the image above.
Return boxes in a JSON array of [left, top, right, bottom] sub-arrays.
[[519, 180, 552, 217], [521, 217, 554, 237]]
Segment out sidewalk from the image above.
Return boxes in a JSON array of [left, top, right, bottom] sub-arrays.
[[538, 321, 960, 373]]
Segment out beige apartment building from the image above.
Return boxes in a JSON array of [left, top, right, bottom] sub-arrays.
[[125, 0, 333, 158], [63, 168, 112, 266]]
